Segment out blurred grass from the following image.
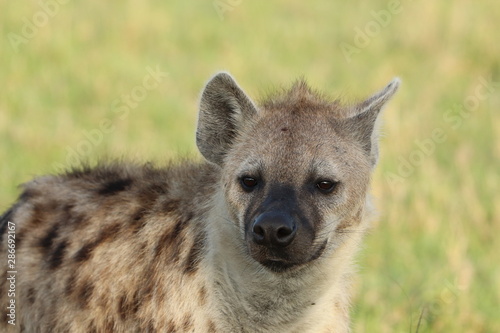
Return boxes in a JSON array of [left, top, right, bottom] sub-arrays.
[[1, 0, 499, 331]]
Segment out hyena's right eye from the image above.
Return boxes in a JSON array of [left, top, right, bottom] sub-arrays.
[[316, 180, 338, 194], [240, 176, 259, 192]]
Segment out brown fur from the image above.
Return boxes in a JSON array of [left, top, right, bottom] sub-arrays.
[[0, 72, 399, 332]]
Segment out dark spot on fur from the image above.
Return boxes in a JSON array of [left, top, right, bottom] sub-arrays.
[[172, 218, 186, 239], [146, 183, 168, 195], [0, 207, 14, 245], [198, 286, 207, 306], [132, 290, 142, 313], [153, 216, 188, 260], [130, 192, 158, 232], [133, 208, 147, 222], [98, 178, 133, 196], [136, 184, 165, 211], [163, 199, 180, 213], [135, 279, 153, 306], [207, 320, 217, 333], [73, 242, 94, 263], [61, 323, 72, 333], [39, 224, 59, 252], [87, 321, 98, 333], [183, 211, 194, 224], [97, 222, 121, 241], [167, 239, 183, 264], [146, 322, 156, 333], [62, 204, 75, 220], [166, 320, 177, 333], [118, 293, 140, 320], [30, 204, 46, 226], [184, 231, 205, 275], [59, 203, 72, 216], [70, 213, 88, 229], [78, 281, 94, 308], [104, 318, 115, 331], [46, 200, 60, 211], [14, 230, 24, 249], [281, 127, 288, 131], [26, 287, 36, 305], [74, 223, 121, 262], [19, 188, 35, 201], [118, 294, 127, 320], [182, 314, 193, 330], [48, 240, 68, 269], [65, 273, 76, 296], [130, 208, 149, 233]]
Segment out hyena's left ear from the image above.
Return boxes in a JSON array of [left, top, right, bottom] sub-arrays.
[[197, 72, 258, 166], [342, 78, 401, 167]]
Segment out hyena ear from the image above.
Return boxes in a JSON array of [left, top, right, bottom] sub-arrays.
[[197, 72, 258, 166], [343, 78, 401, 167]]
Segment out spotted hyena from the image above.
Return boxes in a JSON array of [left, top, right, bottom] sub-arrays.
[[0, 72, 399, 332]]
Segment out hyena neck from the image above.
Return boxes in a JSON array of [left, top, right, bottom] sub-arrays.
[[204, 193, 366, 331]]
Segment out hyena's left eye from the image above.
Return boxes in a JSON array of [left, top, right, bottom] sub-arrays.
[[240, 177, 259, 192], [316, 180, 338, 194]]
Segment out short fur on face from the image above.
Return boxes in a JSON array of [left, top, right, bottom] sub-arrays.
[[198, 73, 400, 273]]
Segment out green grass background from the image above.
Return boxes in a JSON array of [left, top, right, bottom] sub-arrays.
[[1, 0, 499, 331]]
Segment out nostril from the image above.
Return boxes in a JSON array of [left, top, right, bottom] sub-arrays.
[[276, 226, 293, 239], [252, 223, 265, 243], [274, 225, 296, 246], [253, 224, 264, 237]]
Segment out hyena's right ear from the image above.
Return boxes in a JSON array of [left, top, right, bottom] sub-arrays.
[[197, 72, 258, 166]]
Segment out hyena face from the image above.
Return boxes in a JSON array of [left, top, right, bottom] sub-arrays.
[[197, 73, 399, 273], [222, 108, 373, 273]]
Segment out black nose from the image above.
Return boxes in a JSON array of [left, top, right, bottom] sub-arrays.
[[252, 212, 297, 247]]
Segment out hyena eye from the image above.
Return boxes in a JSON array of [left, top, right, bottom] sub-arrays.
[[316, 180, 338, 194], [240, 177, 259, 191]]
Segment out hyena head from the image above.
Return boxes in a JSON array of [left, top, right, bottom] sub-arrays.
[[197, 73, 399, 273]]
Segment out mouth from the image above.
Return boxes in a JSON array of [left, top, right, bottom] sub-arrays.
[[260, 259, 297, 273], [254, 240, 328, 273]]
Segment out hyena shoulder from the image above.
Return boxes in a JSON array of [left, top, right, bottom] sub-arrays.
[[8, 161, 216, 230], [0, 162, 218, 332]]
